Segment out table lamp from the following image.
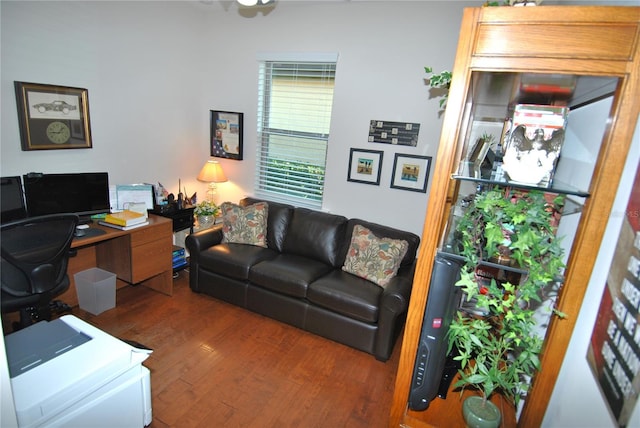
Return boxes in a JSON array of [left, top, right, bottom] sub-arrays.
[[197, 160, 228, 202]]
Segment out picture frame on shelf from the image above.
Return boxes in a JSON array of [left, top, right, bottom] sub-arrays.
[[347, 148, 383, 185], [210, 110, 243, 160], [14, 81, 92, 151], [390, 153, 431, 193]]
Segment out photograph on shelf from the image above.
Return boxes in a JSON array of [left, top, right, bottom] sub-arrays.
[[347, 148, 383, 185], [14, 81, 92, 151], [390, 153, 431, 193], [502, 104, 569, 186], [210, 110, 243, 160]]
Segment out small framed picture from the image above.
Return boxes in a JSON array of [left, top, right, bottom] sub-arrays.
[[14, 81, 92, 151], [390, 153, 431, 193], [347, 148, 383, 185], [210, 110, 243, 160]]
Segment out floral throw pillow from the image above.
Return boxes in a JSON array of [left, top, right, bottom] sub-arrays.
[[342, 224, 409, 287], [220, 202, 268, 248]]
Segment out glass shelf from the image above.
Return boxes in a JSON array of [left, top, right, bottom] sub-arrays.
[[436, 250, 529, 276], [452, 173, 590, 198]]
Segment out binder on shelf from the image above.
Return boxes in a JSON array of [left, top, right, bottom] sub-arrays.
[[104, 210, 148, 227], [98, 221, 149, 231]]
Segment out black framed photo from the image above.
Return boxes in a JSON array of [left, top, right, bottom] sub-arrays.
[[347, 148, 383, 185], [390, 153, 431, 193], [210, 110, 243, 160], [14, 81, 92, 151]]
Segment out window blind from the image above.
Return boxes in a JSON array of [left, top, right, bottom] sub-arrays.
[[255, 60, 336, 209]]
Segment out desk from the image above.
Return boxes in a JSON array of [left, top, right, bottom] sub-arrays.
[[60, 214, 173, 308]]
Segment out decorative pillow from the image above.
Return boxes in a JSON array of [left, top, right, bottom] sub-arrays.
[[220, 202, 268, 248], [342, 224, 409, 287]]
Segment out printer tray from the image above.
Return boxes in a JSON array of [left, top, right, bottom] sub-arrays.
[[5, 319, 91, 378]]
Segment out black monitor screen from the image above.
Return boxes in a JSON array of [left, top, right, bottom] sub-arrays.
[[1, 176, 28, 224], [23, 172, 110, 221]]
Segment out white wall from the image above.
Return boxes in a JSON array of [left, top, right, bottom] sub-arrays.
[[0, 0, 475, 237], [543, 109, 640, 426]]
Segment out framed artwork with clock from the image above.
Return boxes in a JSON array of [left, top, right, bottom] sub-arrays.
[[14, 81, 92, 151]]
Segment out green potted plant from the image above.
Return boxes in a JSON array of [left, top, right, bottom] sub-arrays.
[[194, 200, 220, 229], [447, 187, 566, 427], [424, 67, 452, 110]]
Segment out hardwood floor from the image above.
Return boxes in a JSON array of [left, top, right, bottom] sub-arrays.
[[69, 270, 401, 427]]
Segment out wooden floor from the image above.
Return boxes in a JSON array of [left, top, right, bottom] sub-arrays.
[[65, 270, 401, 427]]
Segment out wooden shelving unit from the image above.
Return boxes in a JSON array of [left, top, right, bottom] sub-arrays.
[[389, 6, 640, 427]]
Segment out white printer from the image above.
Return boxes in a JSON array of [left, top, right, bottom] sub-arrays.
[[5, 315, 152, 428]]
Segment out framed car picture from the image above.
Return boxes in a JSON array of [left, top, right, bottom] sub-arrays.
[[14, 82, 92, 151], [210, 110, 243, 160]]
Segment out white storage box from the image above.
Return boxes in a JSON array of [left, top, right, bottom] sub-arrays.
[[74, 267, 116, 315]]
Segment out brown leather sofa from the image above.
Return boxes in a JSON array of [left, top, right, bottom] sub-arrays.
[[185, 197, 420, 361]]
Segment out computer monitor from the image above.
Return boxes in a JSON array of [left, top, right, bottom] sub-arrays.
[[1, 176, 28, 224], [23, 172, 111, 223]]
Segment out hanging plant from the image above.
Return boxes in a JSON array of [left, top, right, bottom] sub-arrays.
[[424, 67, 452, 109], [448, 188, 566, 408]]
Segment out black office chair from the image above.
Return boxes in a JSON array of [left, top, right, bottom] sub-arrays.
[[1, 214, 79, 331]]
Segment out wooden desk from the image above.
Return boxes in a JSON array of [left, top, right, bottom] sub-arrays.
[[60, 214, 174, 308]]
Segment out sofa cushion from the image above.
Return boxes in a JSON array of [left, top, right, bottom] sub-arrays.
[[198, 243, 278, 281], [240, 197, 294, 252], [342, 224, 409, 287], [282, 208, 347, 267], [307, 270, 382, 323], [249, 254, 332, 298], [340, 219, 420, 269], [220, 201, 268, 247]]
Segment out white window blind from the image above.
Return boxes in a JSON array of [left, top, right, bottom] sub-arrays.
[[255, 59, 336, 208]]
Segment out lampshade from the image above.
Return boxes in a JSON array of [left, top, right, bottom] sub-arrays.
[[197, 160, 227, 203], [197, 160, 228, 184], [237, 0, 272, 6]]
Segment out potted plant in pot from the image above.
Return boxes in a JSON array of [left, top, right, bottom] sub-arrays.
[[194, 200, 220, 229], [447, 187, 566, 427]]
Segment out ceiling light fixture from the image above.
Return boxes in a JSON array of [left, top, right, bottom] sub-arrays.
[[237, 0, 272, 6]]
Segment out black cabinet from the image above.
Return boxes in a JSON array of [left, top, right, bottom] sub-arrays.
[[151, 206, 194, 273], [152, 206, 194, 233]]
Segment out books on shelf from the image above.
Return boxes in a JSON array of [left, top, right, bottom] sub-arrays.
[[98, 220, 149, 231], [172, 245, 187, 270], [103, 210, 148, 227], [511, 104, 569, 140]]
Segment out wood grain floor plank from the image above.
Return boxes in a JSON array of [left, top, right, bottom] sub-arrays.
[[14, 270, 401, 427]]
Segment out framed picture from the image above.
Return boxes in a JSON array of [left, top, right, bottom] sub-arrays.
[[210, 110, 243, 160], [390, 153, 431, 193], [14, 81, 92, 151], [347, 148, 383, 185], [368, 120, 420, 146]]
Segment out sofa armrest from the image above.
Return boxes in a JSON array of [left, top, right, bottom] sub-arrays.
[[185, 225, 223, 292], [185, 225, 223, 254], [374, 266, 414, 361]]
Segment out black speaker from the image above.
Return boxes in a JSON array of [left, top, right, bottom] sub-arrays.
[[408, 255, 462, 411]]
